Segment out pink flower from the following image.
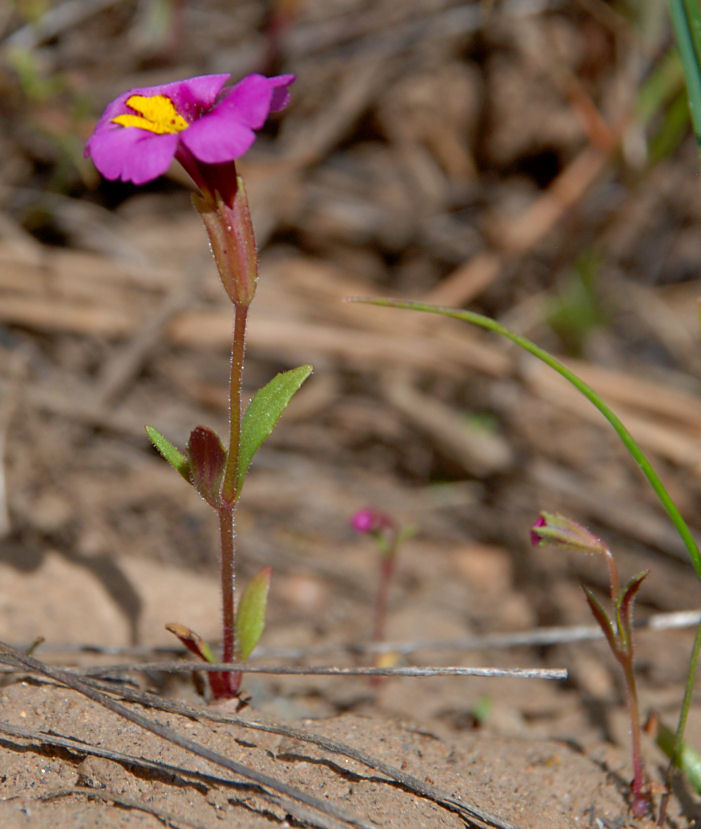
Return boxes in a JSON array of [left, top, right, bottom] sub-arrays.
[[530, 515, 547, 547], [85, 73, 294, 201], [351, 508, 397, 535], [351, 509, 379, 534]]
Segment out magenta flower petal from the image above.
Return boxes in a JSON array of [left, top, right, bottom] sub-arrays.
[[352, 509, 377, 534], [181, 116, 256, 164], [269, 74, 296, 112], [216, 74, 275, 130], [183, 73, 296, 164], [88, 127, 178, 184], [530, 515, 547, 547], [153, 73, 230, 120]]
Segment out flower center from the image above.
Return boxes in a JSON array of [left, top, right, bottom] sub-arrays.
[[111, 94, 189, 135]]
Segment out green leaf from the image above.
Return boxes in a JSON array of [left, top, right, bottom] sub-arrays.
[[237, 365, 313, 492], [146, 426, 190, 482], [582, 586, 618, 656], [655, 719, 701, 793], [616, 570, 649, 651], [235, 566, 271, 662], [618, 571, 649, 618]]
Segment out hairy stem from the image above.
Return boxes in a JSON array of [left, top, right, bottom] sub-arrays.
[[208, 504, 241, 698], [221, 303, 249, 504], [621, 655, 649, 817], [212, 303, 249, 699], [603, 549, 620, 603], [219, 505, 236, 663]]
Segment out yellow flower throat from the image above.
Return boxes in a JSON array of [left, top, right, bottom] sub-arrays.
[[112, 95, 188, 135]]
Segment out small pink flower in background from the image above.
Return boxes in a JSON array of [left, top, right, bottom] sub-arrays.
[[85, 72, 294, 202], [351, 508, 396, 535], [351, 509, 380, 534]]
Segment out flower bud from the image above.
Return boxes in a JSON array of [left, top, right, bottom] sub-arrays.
[[530, 511, 609, 556], [194, 176, 258, 307]]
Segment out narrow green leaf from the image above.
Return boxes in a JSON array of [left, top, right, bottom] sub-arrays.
[[237, 365, 313, 492], [616, 570, 649, 651], [669, 0, 701, 157], [618, 571, 649, 617], [235, 566, 271, 662], [655, 719, 701, 793], [582, 586, 618, 655], [668, 0, 701, 761], [146, 425, 190, 482]]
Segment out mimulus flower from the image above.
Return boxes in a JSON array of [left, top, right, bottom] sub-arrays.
[[351, 508, 395, 535], [85, 72, 294, 202]]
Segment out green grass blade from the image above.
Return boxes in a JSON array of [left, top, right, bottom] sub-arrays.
[[664, 0, 701, 781], [354, 297, 701, 582], [668, 0, 701, 156]]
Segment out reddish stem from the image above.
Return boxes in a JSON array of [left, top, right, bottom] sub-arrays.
[[603, 548, 620, 602], [210, 505, 239, 693], [373, 556, 395, 647], [370, 529, 399, 688], [620, 654, 649, 817], [209, 302, 248, 700], [221, 303, 248, 505]]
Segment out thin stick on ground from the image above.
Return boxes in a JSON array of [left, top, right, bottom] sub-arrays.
[[69, 662, 567, 680], [11, 607, 700, 662]]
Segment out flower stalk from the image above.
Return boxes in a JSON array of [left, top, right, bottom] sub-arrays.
[[212, 247, 251, 696], [351, 509, 414, 684]]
